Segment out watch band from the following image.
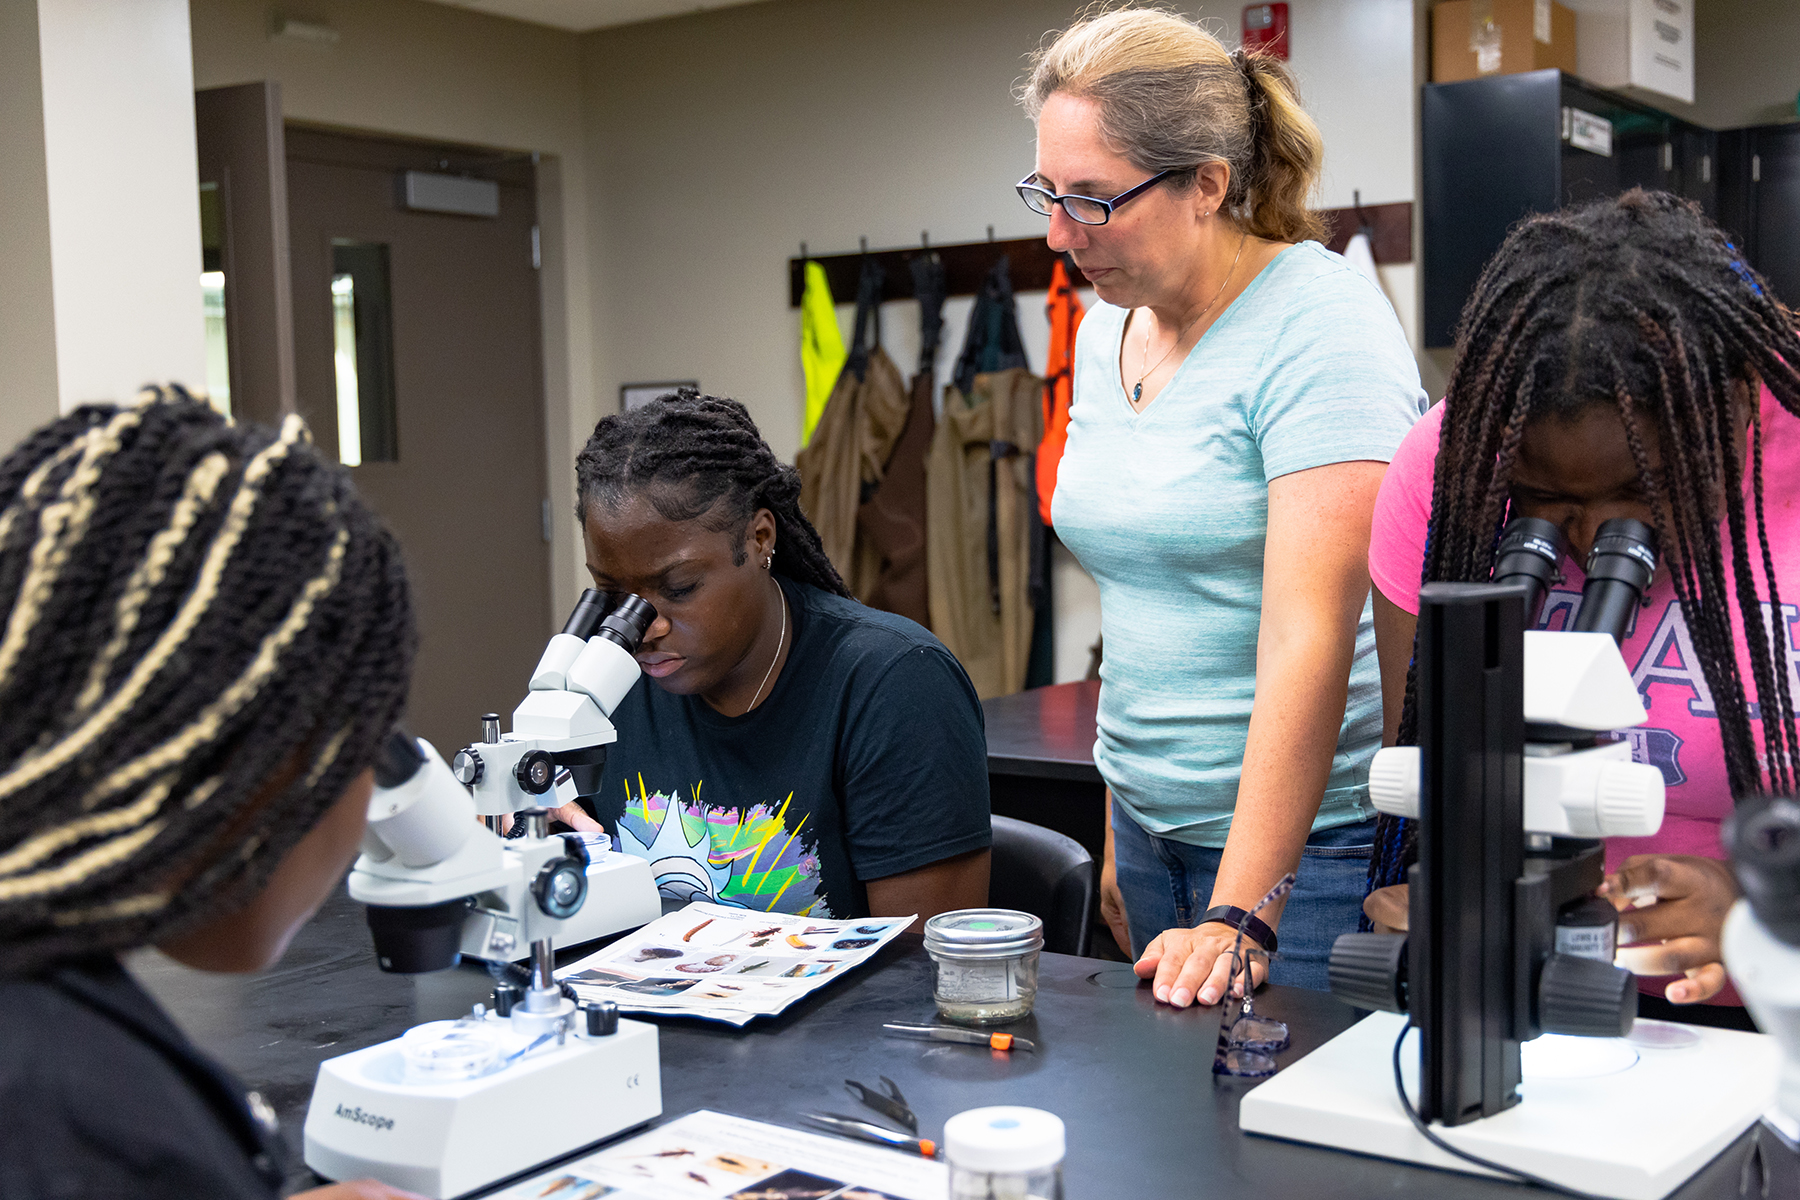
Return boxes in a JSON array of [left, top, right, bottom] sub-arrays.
[[1198, 904, 1278, 953]]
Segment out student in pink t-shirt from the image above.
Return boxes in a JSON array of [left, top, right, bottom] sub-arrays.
[[1365, 191, 1800, 1027]]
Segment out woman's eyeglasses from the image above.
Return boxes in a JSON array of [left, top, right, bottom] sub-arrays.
[[1015, 169, 1179, 226], [1212, 873, 1296, 1079]]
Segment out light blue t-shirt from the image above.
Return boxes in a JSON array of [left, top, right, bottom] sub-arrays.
[[1052, 241, 1426, 847]]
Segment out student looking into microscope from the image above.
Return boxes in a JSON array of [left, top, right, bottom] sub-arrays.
[[538, 390, 991, 927], [1364, 191, 1800, 1029], [0, 390, 423, 1198]]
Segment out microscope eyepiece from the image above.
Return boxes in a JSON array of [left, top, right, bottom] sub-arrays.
[[595, 594, 657, 653], [1493, 518, 1568, 626], [1571, 518, 1658, 643], [372, 727, 425, 790], [560, 588, 611, 640], [1727, 795, 1800, 948]]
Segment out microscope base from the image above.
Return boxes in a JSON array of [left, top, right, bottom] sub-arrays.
[[303, 1017, 661, 1199], [1239, 1011, 1775, 1199]]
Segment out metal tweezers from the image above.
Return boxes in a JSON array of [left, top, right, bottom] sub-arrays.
[[802, 1076, 937, 1157], [883, 1021, 1037, 1052]]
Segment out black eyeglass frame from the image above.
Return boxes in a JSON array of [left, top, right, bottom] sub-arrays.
[[1015, 169, 1182, 226]]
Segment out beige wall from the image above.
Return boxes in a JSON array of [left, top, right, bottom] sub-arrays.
[[190, 0, 595, 614], [0, 0, 208, 448], [582, 0, 1420, 465], [581, 0, 1420, 680], [0, 0, 60, 453]]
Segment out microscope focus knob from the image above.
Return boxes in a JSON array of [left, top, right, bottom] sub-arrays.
[[493, 982, 523, 1017], [584, 1000, 619, 1037], [1368, 747, 1420, 819], [514, 750, 556, 795], [1537, 953, 1635, 1038], [451, 747, 484, 786], [1593, 760, 1665, 837], [1327, 932, 1409, 1014]]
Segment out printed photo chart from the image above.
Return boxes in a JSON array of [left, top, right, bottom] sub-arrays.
[[482, 1109, 946, 1200], [556, 902, 915, 1026]]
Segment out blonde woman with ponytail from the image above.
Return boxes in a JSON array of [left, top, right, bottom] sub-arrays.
[[1020, 9, 1424, 1006]]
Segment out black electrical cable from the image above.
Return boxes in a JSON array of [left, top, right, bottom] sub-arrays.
[[1390, 1023, 1614, 1199]]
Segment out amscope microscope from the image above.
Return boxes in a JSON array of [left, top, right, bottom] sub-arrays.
[[1239, 519, 1777, 1199], [303, 591, 665, 1198]]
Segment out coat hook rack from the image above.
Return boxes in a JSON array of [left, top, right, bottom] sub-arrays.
[[787, 200, 1412, 306]]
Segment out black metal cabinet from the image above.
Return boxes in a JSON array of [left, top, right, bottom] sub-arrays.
[[1422, 70, 1717, 348], [1719, 124, 1800, 309]]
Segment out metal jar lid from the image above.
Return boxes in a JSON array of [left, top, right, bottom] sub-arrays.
[[923, 908, 1044, 960]]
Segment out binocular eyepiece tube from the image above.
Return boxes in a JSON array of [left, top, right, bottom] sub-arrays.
[[1493, 516, 1657, 641]]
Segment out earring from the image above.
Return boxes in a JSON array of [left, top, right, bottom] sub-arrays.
[[764, 555, 773, 570]]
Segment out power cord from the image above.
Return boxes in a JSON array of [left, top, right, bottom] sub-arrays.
[[1391, 1022, 1613, 1199]]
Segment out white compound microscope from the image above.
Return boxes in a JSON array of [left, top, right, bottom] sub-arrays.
[[304, 591, 664, 1198]]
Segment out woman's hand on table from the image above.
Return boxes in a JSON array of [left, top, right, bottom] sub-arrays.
[[1134, 922, 1266, 1008], [294, 1181, 428, 1200], [1599, 854, 1740, 1004]]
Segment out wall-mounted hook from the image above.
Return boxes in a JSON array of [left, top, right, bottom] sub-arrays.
[[921, 230, 930, 249], [859, 235, 868, 254], [800, 241, 808, 260], [987, 225, 995, 242]]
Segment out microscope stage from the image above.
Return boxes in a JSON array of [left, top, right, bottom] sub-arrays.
[[1239, 1011, 1775, 1199]]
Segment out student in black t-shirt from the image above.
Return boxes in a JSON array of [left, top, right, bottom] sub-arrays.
[[544, 391, 991, 924], [0, 392, 421, 1200]]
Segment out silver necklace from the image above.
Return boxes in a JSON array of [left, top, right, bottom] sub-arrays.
[[745, 584, 788, 713], [1132, 231, 1249, 405]]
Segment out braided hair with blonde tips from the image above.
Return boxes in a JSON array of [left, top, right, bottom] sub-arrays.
[[575, 389, 851, 597], [0, 387, 414, 974], [1367, 191, 1800, 894]]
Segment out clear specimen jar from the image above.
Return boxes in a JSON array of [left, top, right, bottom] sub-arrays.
[[923, 909, 1045, 1025]]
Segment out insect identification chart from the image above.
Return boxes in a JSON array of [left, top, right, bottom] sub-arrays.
[[485, 1110, 945, 1199], [557, 903, 914, 1025]]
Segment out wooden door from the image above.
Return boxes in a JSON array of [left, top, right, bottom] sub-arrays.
[[286, 126, 551, 755]]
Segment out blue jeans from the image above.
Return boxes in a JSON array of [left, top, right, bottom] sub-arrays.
[[1110, 807, 1375, 992]]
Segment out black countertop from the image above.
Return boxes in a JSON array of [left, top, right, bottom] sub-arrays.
[[981, 680, 1102, 783], [129, 889, 1763, 1199]]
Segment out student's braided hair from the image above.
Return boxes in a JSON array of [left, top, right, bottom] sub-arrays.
[[0, 387, 414, 974], [1370, 190, 1800, 891], [575, 389, 851, 597]]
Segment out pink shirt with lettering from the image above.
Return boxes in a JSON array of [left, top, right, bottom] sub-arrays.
[[1370, 387, 1799, 1002]]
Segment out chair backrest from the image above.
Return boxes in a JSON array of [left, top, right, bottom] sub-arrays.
[[988, 814, 1097, 957]]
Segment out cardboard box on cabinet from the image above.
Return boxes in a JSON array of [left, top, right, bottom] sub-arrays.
[[1433, 0, 1576, 83]]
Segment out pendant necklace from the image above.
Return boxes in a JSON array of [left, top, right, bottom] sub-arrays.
[[1132, 230, 1249, 406], [744, 584, 788, 713]]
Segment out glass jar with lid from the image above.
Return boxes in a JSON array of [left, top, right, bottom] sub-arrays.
[[923, 908, 1044, 1025]]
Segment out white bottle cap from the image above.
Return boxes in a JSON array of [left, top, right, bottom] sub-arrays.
[[944, 1106, 1065, 1174]]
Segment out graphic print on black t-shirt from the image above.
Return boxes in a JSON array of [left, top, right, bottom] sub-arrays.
[[587, 580, 992, 923], [615, 776, 829, 916]]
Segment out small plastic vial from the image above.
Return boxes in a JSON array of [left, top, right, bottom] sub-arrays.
[[1555, 893, 1619, 963], [944, 1106, 1064, 1200]]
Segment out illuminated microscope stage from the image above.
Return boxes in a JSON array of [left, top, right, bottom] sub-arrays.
[[304, 1013, 661, 1200], [1239, 1011, 1776, 1200]]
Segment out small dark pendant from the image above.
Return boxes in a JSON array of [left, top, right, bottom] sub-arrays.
[[1132, 383, 1143, 403]]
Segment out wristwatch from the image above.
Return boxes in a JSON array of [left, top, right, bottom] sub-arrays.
[[1198, 904, 1278, 953]]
